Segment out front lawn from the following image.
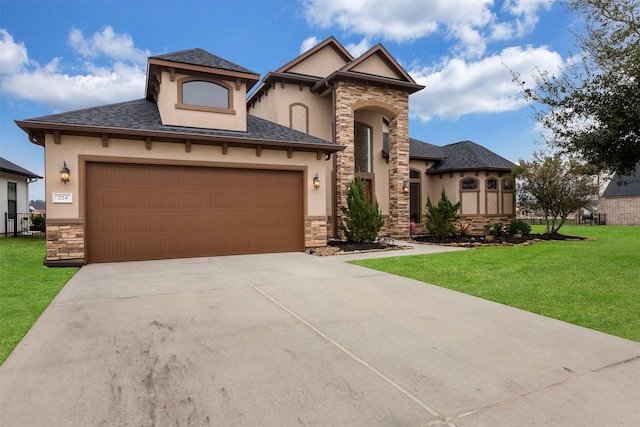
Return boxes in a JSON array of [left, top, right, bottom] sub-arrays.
[[0, 238, 78, 365], [352, 225, 640, 342]]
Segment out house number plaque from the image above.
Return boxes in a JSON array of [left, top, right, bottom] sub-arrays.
[[52, 193, 73, 203]]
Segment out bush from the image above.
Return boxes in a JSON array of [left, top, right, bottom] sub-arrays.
[[507, 219, 532, 235], [29, 214, 46, 232], [425, 188, 460, 240], [485, 222, 506, 236], [340, 176, 384, 243]]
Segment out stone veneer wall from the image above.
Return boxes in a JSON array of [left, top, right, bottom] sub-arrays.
[[46, 221, 85, 263], [305, 216, 328, 247], [334, 81, 410, 240], [599, 197, 640, 225], [460, 215, 515, 235]]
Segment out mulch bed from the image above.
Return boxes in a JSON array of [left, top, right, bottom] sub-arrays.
[[308, 233, 588, 256], [412, 233, 587, 247]]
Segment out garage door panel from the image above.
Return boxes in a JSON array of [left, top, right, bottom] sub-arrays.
[[87, 163, 303, 262]]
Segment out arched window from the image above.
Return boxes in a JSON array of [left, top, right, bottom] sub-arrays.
[[486, 178, 498, 191], [502, 177, 515, 191], [177, 78, 232, 112], [461, 178, 478, 190], [290, 103, 308, 133]]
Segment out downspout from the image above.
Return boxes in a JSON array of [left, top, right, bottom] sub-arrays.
[[329, 81, 338, 239]]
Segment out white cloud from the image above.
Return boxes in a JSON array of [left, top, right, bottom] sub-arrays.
[[346, 38, 371, 57], [0, 28, 147, 112], [499, 0, 554, 38], [68, 26, 150, 63], [300, 36, 319, 54], [304, 0, 554, 58], [408, 45, 563, 122], [0, 29, 29, 74]]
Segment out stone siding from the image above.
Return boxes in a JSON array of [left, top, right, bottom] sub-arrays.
[[599, 197, 640, 225], [305, 216, 328, 247], [334, 81, 410, 239], [46, 222, 85, 262]]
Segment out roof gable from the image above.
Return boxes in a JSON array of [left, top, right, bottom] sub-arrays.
[[342, 44, 417, 84], [602, 162, 640, 197], [277, 36, 353, 78]]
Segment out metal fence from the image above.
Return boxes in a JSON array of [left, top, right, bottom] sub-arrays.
[[4, 212, 46, 238], [522, 214, 606, 226]]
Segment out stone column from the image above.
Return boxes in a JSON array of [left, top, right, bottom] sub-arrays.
[[334, 81, 355, 238], [388, 111, 410, 238]]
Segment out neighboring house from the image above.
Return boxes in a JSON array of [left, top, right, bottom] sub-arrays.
[[16, 37, 514, 265], [599, 162, 640, 226], [0, 157, 42, 235]]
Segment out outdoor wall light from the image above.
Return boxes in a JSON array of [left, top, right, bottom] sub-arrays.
[[313, 173, 320, 190], [402, 181, 409, 193], [60, 161, 70, 184]]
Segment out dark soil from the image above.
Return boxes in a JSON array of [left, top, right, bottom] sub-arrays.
[[327, 240, 388, 252], [412, 233, 586, 245]]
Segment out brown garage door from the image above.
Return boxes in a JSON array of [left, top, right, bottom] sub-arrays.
[[86, 162, 303, 263]]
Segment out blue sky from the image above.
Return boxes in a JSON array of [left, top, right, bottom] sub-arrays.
[[1, 0, 577, 200]]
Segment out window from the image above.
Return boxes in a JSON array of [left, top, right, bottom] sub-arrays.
[[461, 178, 478, 190], [487, 178, 498, 190], [7, 182, 16, 220], [502, 178, 514, 191], [410, 169, 421, 223], [354, 122, 372, 173], [290, 103, 308, 133], [177, 78, 233, 112]]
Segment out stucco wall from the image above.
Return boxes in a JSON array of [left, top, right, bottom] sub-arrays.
[[157, 70, 248, 131], [287, 46, 349, 78], [0, 172, 32, 234], [42, 133, 330, 262]]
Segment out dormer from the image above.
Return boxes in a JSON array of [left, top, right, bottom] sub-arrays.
[[146, 49, 260, 132]]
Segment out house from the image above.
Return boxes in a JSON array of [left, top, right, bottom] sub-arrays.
[[599, 162, 640, 225], [16, 37, 514, 265], [0, 156, 42, 235]]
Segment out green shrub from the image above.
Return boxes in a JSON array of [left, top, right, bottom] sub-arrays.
[[29, 214, 46, 232], [340, 176, 384, 243], [507, 219, 532, 235], [484, 222, 506, 236], [425, 188, 460, 239]]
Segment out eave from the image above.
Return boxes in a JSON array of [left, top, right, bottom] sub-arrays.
[[15, 120, 345, 156], [425, 166, 513, 175], [312, 70, 425, 94]]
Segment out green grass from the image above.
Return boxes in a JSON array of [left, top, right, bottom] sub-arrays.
[[0, 238, 78, 365], [353, 225, 640, 342]]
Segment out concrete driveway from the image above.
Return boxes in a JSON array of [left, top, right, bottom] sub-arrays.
[[1, 246, 639, 426]]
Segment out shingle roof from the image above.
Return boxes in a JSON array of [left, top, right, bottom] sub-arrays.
[[427, 140, 514, 173], [602, 162, 640, 197], [150, 48, 257, 75], [0, 157, 42, 179], [19, 99, 338, 147], [382, 134, 445, 160]]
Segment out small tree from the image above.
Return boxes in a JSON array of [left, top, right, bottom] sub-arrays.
[[340, 176, 384, 243], [425, 187, 460, 240], [513, 151, 599, 234]]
